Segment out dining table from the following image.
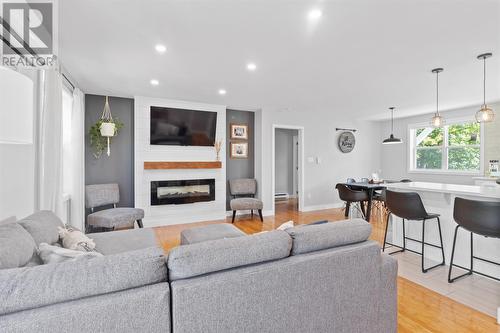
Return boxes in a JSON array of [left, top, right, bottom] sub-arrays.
[[341, 182, 387, 222]]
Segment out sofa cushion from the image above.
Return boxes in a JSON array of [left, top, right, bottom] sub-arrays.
[[168, 230, 292, 280], [0, 247, 167, 315], [18, 211, 64, 245], [0, 216, 16, 226], [230, 197, 263, 210], [286, 219, 372, 255], [91, 228, 159, 255], [0, 224, 37, 269], [180, 223, 246, 245]]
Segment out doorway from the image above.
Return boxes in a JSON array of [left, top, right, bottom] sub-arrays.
[[272, 125, 304, 214]]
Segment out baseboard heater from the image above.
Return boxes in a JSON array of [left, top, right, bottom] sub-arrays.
[[275, 192, 289, 201]]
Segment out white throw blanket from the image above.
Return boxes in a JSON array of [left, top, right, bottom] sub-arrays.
[[38, 243, 102, 264]]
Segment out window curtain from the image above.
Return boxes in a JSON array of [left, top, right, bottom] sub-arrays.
[[68, 88, 85, 230], [37, 70, 64, 217]]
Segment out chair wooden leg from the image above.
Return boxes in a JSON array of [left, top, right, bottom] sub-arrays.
[[258, 209, 263, 222], [251, 210, 253, 218], [232, 210, 236, 223], [137, 219, 144, 228]]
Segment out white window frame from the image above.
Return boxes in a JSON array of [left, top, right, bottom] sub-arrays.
[[408, 117, 484, 175]]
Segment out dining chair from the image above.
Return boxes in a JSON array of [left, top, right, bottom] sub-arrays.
[[336, 183, 369, 219]]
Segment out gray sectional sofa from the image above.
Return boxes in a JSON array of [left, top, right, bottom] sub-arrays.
[[0, 211, 169, 332], [0, 212, 397, 333]]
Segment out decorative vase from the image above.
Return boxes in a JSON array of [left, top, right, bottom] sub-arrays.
[[214, 139, 222, 161], [100, 122, 115, 137]]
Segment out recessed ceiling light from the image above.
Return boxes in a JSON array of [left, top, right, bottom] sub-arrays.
[[150, 79, 159, 86], [155, 44, 167, 54], [218, 89, 227, 95], [246, 63, 257, 71], [308, 9, 322, 20]]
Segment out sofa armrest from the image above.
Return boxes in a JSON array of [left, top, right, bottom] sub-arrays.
[[377, 253, 398, 333], [0, 247, 167, 315]]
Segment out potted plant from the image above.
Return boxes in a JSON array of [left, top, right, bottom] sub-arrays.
[[89, 96, 124, 159]]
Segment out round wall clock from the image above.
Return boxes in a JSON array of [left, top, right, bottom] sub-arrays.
[[338, 131, 356, 153]]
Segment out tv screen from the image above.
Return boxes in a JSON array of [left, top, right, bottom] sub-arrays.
[[150, 106, 217, 146]]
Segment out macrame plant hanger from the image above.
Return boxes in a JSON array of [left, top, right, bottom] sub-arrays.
[[99, 96, 115, 156]]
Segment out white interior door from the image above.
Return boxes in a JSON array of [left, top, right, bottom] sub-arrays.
[[292, 135, 298, 197]]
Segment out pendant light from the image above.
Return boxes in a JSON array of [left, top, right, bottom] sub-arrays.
[[430, 68, 444, 127], [382, 107, 402, 144], [475, 53, 495, 123]]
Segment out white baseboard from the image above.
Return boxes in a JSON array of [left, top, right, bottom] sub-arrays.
[[301, 203, 343, 212]]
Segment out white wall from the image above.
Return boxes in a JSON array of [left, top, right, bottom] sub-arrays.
[[134, 96, 226, 227], [0, 70, 36, 221], [380, 102, 500, 185], [0, 144, 35, 220], [257, 107, 382, 213]]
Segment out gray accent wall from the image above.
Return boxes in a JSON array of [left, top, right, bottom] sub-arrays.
[[85, 95, 134, 208], [275, 128, 298, 195], [226, 109, 255, 210]]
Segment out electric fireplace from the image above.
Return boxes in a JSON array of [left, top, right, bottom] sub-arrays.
[[151, 179, 215, 205]]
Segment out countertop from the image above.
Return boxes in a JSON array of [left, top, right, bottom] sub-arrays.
[[385, 181, 500, 199]]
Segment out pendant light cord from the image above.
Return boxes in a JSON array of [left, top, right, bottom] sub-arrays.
[[436, 71, 439, 115], [390, 107, 395, 134], [483, 56, 486, 105]]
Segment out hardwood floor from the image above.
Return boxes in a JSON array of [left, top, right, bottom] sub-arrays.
[[154, 200, 500, 333]]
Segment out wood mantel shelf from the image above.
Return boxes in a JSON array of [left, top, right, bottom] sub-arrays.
[[144, 161, 222, 170]]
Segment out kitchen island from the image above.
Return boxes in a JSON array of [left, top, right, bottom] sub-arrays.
[[385, 181, 500, 279]]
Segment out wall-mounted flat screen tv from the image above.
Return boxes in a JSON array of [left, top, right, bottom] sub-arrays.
[[150, 106, 217, 146]]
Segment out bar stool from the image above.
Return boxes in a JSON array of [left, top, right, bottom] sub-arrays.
[[448, 197, 500, 283], [383, 190, 445, 273], [336, 183, 369, 219]]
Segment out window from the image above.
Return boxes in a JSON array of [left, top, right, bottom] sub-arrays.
[[409, 120, 482, 173], [61, 86, 74, 196]]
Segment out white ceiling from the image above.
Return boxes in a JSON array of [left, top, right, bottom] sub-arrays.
[[59, 0, 500, 120]]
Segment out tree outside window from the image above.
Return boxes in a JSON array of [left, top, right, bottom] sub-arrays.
[[412, 121, 481, 172]]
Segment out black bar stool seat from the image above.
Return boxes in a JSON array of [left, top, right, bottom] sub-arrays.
[[383, 190, 445, 273], [448, 197, 500, 283]]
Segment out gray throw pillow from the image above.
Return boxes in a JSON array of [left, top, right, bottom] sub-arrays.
[[0, 224, 37, 269], [18, 211, 64, 245]]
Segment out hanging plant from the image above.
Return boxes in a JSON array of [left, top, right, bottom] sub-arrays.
[[89, 96, 124, 159], [89, 119, 123, 159]]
